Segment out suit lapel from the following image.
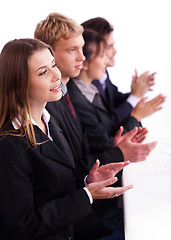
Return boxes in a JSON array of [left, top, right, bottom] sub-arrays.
[[93, 79, 108, 106], [93, 94, 108, 112], [34, 120, 75, 169]]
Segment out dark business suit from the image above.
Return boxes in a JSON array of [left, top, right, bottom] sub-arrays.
[[46, 95, 125, 239], [67, 78, 141, 155], [93, 71, 132, 123], [47, 96, 90, 174], [46, 96, 124, 170], [0, 117, 94, 240], [66, 79, 128, 239], [93, 71, 142, 132]]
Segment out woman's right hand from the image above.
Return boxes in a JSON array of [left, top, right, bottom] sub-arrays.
[[86, 177, 133, 200]]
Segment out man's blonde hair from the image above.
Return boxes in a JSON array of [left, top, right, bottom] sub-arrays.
[[34, 12, 84, 50]]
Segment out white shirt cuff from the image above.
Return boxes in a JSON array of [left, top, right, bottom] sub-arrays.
[[127, 94, 140, 107], [83, 187, 93, 204], [83, 175, 93, 204]]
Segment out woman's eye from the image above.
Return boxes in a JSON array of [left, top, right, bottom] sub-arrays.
[[39, 70, 47, 76], [52, 63, 57, 68], [100, 53, 104, 58]]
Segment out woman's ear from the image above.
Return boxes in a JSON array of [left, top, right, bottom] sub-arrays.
[[82, 60, 89, 70]]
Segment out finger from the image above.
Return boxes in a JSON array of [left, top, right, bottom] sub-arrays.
[[132, 141, 157, 162], [136, 127, 148, 135], [149, 95, 166, 106], [122, 160, 131, 167], [100, 161, 130, 175], [98, 176, 118, 189], [150, 72, 157, 77], [134, 69, 138, 78], [149, 72, 157, 80], [148, 79, 155, 85], [153, 106, 163, 112], [132, 134, 146, 143], [152, 100, 165, 108], [124, 127, 138, 140], [111, 160, 131, 173], [112, 184, 134, 197], [86, 176, 119, 197], [132, 75, 136, 82], [136, 136, 146, 143], [143, 141, 158, 152], [113, 126, 124, 147], [154, 95, 166, 104], [134, 129, 148, 140], [94, 184, 134, 199], [90, 159, 100, 172]]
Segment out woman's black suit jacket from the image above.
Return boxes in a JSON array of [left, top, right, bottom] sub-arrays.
[[0, 117, 93, 240], [67, 79, 141, 155], [93, 70, 132, 123]]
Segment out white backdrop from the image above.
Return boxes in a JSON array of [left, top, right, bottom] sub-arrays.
[[1, 0, 170, 132], [1, 2, 171, 239]]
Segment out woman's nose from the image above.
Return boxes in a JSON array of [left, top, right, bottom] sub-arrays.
[[52, 67, 61, 82]]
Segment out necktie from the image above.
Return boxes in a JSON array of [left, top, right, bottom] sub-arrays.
[[64, 93, 76, 119]]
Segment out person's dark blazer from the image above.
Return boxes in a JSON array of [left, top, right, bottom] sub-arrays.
[[67, 78, 141, 155], [0, 117, 94, 240], [47, 96, 90, 175], [46, 96, 124, 171], [93, 70, 135, 125], [67, 79, 116, 154], [46, 96, 126, 239]]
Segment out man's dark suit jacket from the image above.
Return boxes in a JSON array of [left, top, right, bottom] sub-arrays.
[[67, 78, 141, 155], [46, 97, 124, 171], [0, 117, 94, 240], [93, 71, 140, 131]]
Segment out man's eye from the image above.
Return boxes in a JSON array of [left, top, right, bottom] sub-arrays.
[[39, 70, 47, 76], [69, 48, 75, 53]]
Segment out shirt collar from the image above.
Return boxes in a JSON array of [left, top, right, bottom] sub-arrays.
[[72, 77, 99, 103], [12, 108, 50, 130], [99, 71, 107, 85], [60, 81, 68, 96], [12, 108, 52, 140]]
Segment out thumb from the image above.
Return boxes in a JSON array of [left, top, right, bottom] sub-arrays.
[[134, 68, 138, 78], [113, 126, 124, 147], [116, 126, 124, 138], [141, 97, 148, 102], [90, 159, 100, 172]]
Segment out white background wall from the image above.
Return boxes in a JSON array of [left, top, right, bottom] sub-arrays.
[[1, 0, 170, 133]]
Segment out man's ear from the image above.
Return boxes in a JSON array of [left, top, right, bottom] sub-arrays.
[[82, 60, 89, 70]]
